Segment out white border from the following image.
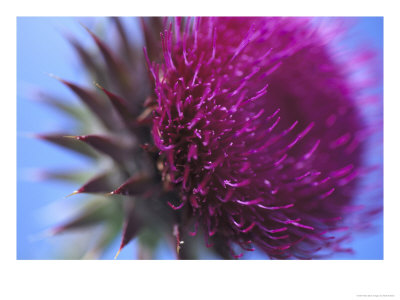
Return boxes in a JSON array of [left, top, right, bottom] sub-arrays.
[[3, 1, 399, 299]]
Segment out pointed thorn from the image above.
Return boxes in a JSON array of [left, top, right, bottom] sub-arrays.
[[50, 227, 63, 236], [34, 133, 45, 140], [94, 81, 103, 90], [46, 72, 61, 80], [78, 21, 90, 33], [114, 248, 122, 260], [64, 190, 79, 199]]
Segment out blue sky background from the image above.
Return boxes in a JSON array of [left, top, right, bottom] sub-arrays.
[[17, 17, 383, 260]]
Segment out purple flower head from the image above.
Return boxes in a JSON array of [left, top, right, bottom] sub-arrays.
[[148, 17, 381, 259], [31, 17, 381, 259]]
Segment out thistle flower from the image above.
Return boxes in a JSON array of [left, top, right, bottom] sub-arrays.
[[147, 17, 382, 258], [33, 17, 381, 259]]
